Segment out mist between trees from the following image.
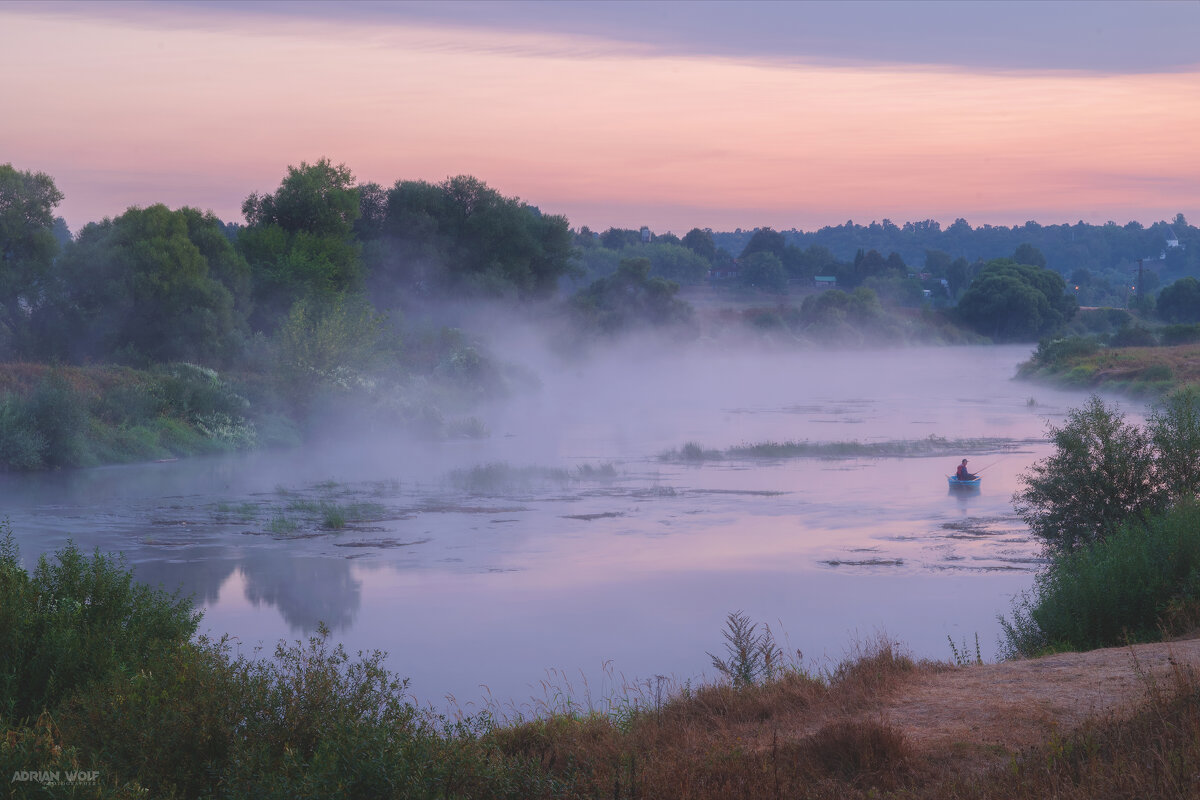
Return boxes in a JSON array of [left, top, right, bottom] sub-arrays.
[[1, 159, 1197, 470]]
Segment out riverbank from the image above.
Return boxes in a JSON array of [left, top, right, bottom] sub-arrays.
[[1017, 340, 1200, 398], [5, 524, 1198, 800]]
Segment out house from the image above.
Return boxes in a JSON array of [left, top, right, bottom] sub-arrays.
[[813, 276, 837, 290]]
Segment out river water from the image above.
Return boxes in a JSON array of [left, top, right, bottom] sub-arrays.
[[0, 344, 1121, 715]]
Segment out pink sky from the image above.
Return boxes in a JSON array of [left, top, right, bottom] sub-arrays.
[[3, 2, 1199, 234]]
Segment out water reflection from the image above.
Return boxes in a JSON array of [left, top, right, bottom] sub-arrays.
[[134, 552, 361, 633]]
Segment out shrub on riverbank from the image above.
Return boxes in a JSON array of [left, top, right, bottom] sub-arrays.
[[0, 525, 559, 799], [1002, 500, 1200, 657], [0, 364, 264, 471]]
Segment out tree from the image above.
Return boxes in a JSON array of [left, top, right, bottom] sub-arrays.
[[239, 159, 363, 330], [681, 228, 716, 262], [50, 205, 245, 364], [737, 252, 788, 294], [1148, 386, 1200, 502], [1155, 277, 1200, 323], [1014, 396, 1164, 552], [739, 228, 786, 260], [0, 164, 64, 357], [1013, 243, 1047, 268], [957, 259, 1076, 341], [243, 158, 359, 238], [570, 257, 693, 334], [367, 175, 574, 302]]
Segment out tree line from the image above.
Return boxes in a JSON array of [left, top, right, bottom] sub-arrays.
[[6, 158, 1200, 373]]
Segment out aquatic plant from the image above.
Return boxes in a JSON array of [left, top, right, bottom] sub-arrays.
[[661, 434, 1019, 462], [265, 514, 298, 534]]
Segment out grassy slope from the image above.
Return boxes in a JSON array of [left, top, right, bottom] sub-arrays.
[[1018, 342, 1200, 397]]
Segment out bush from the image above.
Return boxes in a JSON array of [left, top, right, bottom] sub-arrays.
[[0, 523, 199, 721], [1014, 395, 1164, 552], [23, 372, 90, 468], [1159, 323, 1200, 346], [1148, 386, 1200, 501], [1110, 324, 1158, 348], [1001, 501, 1200, 656], [0, 395, 47, 470], [1029, 335, 1099, 369], [0, 527, 559, 799]]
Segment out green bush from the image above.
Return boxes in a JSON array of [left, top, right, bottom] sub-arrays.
[[0, 395, 48, 470], [1001, 501, 1200, 657], [1110, 324, 1158, 348], [1, 526, 561, 799], [0, 523, 199, 721], [1014, 396, 1164, 553], [1029, 335, 1099, 369], [1159, 323, 1200, 346], [24, 373, 90, 468]]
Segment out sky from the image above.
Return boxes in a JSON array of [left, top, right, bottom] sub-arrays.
[[2, 0, 1199, 235]]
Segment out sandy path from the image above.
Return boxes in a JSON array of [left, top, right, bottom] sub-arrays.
[[867, 638, 1200, 764]]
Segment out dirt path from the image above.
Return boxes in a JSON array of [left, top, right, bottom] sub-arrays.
[[869, 638, 1200, 767]]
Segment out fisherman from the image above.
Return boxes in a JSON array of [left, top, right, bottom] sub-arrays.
[[955, 459, 977, 481]]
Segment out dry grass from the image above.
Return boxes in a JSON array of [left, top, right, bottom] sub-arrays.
[[484, 637, 1200, 799]]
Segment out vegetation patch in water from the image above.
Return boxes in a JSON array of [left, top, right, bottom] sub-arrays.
[[563, 511, 625, 521], [448, 461, 621, 494], [819, 558, 905, 567], [662, 434, 1021, 462]]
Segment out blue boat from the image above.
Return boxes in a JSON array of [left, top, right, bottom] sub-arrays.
[[948, 475, 981, 488]]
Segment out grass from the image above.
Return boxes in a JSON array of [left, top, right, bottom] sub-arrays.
[[448, 462, 620, 494], [660, 434, 1022, 462], [1018, 339, 1200, 398], [265, 514, 299, 534]]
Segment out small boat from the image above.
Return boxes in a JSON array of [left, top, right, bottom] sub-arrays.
[[947, 475, 981, 488]]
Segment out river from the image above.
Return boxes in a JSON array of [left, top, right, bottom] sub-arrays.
[[0, 344, 1121, 715]]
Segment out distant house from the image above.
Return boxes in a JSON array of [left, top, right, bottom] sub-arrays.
[[708, 262, 740, 282], [640, 226, 652, 243], [813, 276, 837, 289], [1166, 226, 1182, 249]]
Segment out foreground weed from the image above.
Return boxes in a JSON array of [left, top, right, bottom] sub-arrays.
[[708, 610, 786, 688], [948, 633, 984, 666]]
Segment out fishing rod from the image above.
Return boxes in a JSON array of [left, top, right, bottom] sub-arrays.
[[972, 459, 1004, 474]]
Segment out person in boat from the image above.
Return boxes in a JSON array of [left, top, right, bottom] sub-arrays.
[[955, 459, 977, 481]]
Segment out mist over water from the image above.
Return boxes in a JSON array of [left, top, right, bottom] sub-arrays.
[[1, 342, 1116, 713]]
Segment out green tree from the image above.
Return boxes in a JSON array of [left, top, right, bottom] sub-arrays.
[[367, 175, 574, 302], [957, 259, 1076, 341], [1155, 276, 1200, 323], [739, 227, 786, 260], [51, 205, 245, 364], [1014, 396, 1164, 552], [243, 158, 359, 238], [1013, 243, 1047, 268], [1148, 386, 1200, 502], [737, 251, 788, 294], [239, 159, 363, 330], [570, 257, 693, 334], [640, 242, 710, 284], [681, 227, 716, 262], [0, 164, 64, 357]]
